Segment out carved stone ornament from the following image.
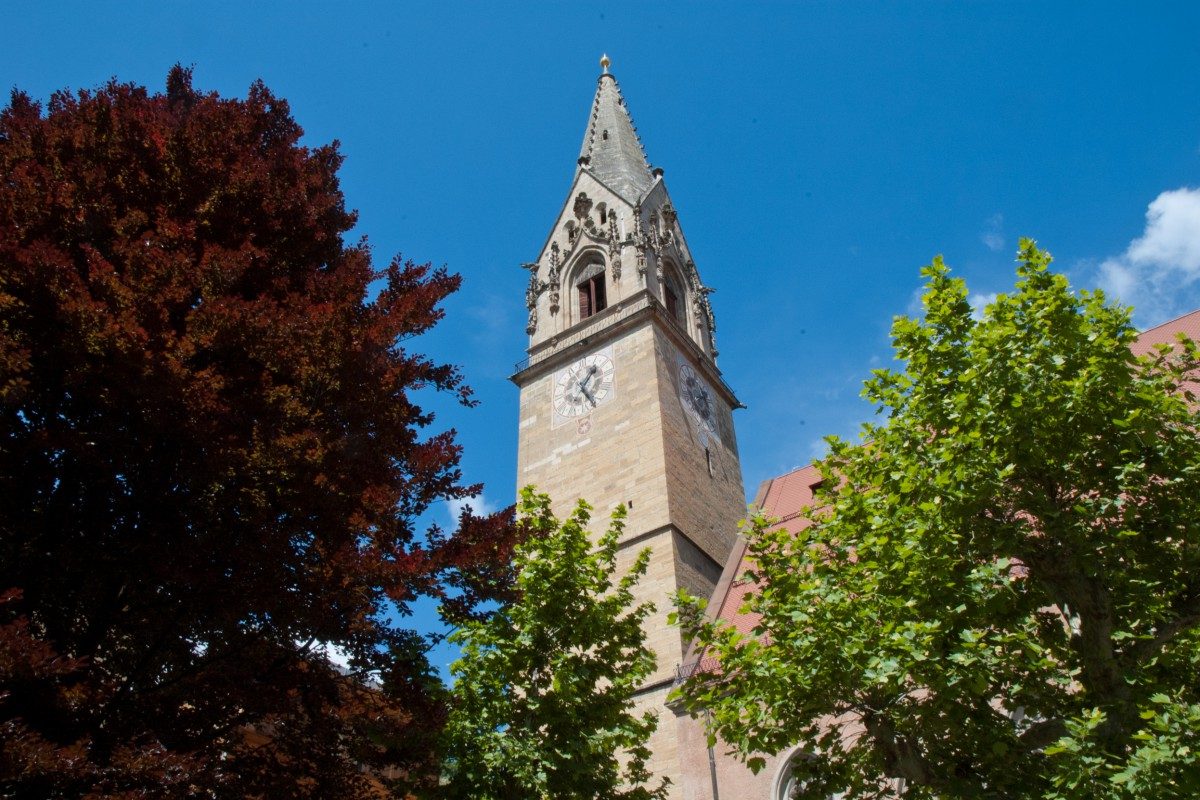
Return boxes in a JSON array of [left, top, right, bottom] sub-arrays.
[[648, 213, 664, 284], [525, 271, 544, 309], [698, 287, 718, 356], [690, 278, 713, 316], [573, 191, 593, 221], [632, 204, 648, 285], [607, 213, 622, 281], [522, 262, 547, 335], [694, 287, 715, 320], [685, 259, 703, 297], [548, 243, 562, 314], [657, 204, 677, 248]]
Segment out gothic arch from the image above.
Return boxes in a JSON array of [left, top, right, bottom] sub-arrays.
[[566, 249, 608, 325], [659, 259, 688, 330]]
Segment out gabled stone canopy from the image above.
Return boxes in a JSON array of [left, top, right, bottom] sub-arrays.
[[518, 56, 721, 373], [577, 55, 654, 204]]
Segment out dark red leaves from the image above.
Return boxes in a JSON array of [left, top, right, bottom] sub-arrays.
[[0, 68, 518, 797]]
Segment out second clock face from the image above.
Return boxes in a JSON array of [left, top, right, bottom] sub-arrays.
[[553, 349, 616, 422], [679, 362, 717, 435]]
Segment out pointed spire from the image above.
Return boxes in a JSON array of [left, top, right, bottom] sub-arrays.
[[577, 55, 655, 202]]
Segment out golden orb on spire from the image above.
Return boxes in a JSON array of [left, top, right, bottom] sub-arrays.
[[600, 53, 611, 73]]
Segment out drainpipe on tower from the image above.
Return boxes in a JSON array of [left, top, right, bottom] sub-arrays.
[[705, 709, 720, 800]]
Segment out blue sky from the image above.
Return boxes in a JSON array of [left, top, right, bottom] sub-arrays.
[[8, 2, 1200, 670]]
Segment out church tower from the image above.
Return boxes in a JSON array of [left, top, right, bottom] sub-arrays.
[[512, 56, 746, 795]]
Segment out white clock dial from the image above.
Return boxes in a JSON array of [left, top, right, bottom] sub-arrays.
[[553, 350, 616, 422], [679, 363, 717, 435]]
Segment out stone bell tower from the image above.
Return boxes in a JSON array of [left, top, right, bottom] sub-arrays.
[[511, 56, 746, 796]]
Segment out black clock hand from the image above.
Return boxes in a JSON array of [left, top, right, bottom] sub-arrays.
[[577, 365, 599, 404]]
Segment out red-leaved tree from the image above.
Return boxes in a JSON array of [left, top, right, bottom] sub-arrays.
[[0, 67, 517, 798]]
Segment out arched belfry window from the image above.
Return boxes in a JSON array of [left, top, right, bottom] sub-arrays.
[[662, 266, 686, 327], [576, 260, 607, 321]]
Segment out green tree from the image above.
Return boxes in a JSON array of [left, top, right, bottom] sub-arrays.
[[674, 241, 1200, 799], [0, 69, 518, 797], [441, 488, 668, 800]]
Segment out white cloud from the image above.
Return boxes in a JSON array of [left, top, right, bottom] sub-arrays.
[[1098, 188, 1200, 326], [466, 294, 513, 343], [316, 642, 353, 671], [297, 639, 356, 674], [969, 291, 999, 321], [981, 213, 1005, 252], [446, 492, 499, 526], [905, 285, 926, 317]]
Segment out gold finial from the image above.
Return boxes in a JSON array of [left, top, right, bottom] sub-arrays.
[[600, 53, 611, 74]]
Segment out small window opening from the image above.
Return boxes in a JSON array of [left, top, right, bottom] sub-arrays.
[[705, 448, 715, 478], [599, 205, 607, 225], [664, 280, 682, 324], [602, 129, 609, 140], [578, 271, 607, 320]]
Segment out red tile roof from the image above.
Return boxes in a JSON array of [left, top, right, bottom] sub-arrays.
[[1131, 308, 1200, 358]]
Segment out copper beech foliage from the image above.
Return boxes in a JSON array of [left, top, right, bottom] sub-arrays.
[[0, 68, 518, 798]]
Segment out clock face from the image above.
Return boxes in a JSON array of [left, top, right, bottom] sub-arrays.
[[679, 362, 717, 435], [553, 350, 616, 422]]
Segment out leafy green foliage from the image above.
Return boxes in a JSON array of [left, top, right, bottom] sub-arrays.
[[674, 241, 1200, 798], [441, 488, 668, 800], [0, 68, 519, 797]]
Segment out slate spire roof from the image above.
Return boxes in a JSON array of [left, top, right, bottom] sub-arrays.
[[577, 54, 655, 203]]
